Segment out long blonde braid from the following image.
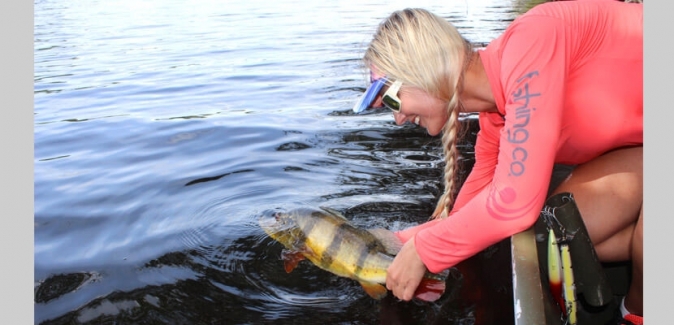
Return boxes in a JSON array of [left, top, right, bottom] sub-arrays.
[[431, 96, 461, 219], [362, 8, 471, 219]]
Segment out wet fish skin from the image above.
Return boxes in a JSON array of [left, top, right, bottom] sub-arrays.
[[259, 207, 449, 301]]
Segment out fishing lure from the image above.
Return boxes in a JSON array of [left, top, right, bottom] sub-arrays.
[[543, 206, 577, 325]]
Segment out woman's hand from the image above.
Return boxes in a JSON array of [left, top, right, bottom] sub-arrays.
[[385, 238, 428, 301]]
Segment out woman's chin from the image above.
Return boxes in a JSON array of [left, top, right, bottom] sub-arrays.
[[426, 127, 441, 136]]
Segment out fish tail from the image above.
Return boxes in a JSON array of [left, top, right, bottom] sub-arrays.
[[412, 268, 451, 302], [413, 276, 447, 302]]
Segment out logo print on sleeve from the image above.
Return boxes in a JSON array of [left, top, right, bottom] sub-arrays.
[[507, 70, 539, 177], [486, 185, 543, 221], [487, 70, 541, 221]]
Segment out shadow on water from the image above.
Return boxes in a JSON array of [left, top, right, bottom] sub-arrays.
[[35, 117, 515, 325]]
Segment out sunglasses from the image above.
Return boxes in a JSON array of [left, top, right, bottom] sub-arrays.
[[353, 71, 404, 114], [381, 80, 403, 113]]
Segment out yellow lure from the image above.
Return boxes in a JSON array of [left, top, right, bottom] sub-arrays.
[[547, 229, 564, 314], [560, 243, 577, 325]]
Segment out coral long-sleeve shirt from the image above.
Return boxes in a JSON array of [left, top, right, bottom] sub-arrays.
[[398, 0, 643, 273]]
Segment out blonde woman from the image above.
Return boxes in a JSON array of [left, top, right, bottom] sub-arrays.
[[352, 2, 642, 324]]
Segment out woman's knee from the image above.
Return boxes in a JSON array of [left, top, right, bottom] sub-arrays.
[[554, 146, 642, 198], [552, 146, 643, 247]]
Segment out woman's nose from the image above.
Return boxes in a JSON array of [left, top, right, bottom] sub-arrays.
[[393, 112, 407, 125]]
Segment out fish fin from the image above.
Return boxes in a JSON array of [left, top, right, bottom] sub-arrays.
[[413, 276, 447, 302], [281, 250, 306, 273], [366, 228, 403, 255], [319, 206, 349, 221], [359, 281, 388, 300]]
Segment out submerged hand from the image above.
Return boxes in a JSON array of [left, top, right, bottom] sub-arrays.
[[385, 238, 427, 301]]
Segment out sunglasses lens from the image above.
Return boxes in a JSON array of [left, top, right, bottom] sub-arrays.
[[381, 80, 402, 113], [382, 94, 400, 112]]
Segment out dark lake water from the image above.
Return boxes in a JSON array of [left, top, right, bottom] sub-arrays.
[[34, 0, 524, 323]]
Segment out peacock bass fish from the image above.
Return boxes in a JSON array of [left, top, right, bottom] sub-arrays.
[[259, 207, 450, 302]]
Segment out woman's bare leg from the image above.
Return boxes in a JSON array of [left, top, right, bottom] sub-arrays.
[[625, 206, 643, 315], [552, 146, 643, 315]]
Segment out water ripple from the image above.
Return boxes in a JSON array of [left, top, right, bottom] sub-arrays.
[[34, 0, 517, 323]]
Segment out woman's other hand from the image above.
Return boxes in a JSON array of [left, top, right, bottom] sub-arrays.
[[386, 238, 428, 301]]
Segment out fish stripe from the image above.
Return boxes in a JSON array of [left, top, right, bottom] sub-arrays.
[[353, 232, 383, 276], [299, 212, 319, 243], [320, 223, 349, 267]]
